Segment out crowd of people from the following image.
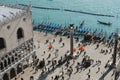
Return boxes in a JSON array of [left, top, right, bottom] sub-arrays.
[[17, 31, 120, 80]]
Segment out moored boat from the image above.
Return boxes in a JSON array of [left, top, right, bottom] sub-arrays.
[[79, 20, 85, 28], [97, 20, 112, 26]]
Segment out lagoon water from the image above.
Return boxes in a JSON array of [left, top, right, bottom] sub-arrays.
[[0, 0, 120, 36]]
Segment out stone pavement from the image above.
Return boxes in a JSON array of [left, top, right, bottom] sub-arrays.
[[14, 31, 118, 80]]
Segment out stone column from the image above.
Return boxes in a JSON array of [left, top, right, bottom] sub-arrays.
[[0, 61, 4, 71], [11, 52, 15, 64], [4, 58, 8, 69], [0, 60, 1, 72], [7, 72, 10, 80], [8, 55, 12, 66], [15, 68, 17, 78], [21, 63, 23, 71], [0, 74, 3, 80], [26, 57, 30, 66], [70, 24, 74, 57], [32, 51, 36, 67], [0, 78, 3, 80]]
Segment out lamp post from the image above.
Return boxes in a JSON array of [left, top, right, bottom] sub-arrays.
[[70, 24, 74, 57]]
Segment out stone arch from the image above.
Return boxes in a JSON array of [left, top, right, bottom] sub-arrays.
[[8, 57, 11, 65], [10, 68, 16, 79], [0, 61, 4, 70], [17, 63, 23, 74], [17, 28, 24, 39], [3, 73, 9, 80], [15, 53, 18, 61], [11, 56, 14, 62], [0, 38, 6, 50], [4, 59, 7, 68]]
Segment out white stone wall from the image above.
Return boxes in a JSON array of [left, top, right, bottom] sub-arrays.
[[0, 11, 33, 57]]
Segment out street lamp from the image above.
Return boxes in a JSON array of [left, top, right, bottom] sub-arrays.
[[70, 24, 74, 57]]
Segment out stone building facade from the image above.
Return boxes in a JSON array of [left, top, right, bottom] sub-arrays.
[[0, 4, 35, 80]]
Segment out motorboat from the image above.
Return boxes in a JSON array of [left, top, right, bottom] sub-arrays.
[[97, 20, 112, 26]]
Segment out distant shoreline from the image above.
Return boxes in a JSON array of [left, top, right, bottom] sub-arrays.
[[18, 4, 114, 17]]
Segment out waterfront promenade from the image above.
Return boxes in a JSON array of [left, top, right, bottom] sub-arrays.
[[14, 31, 119, 80]]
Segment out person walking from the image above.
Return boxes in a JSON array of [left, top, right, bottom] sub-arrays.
[[87, 69, 90, 74], [62, 43, 65, 47], [88, 74, 90, 79], [30, 76, 34, 80], [61, 76, 64, 80], [109, 48, 112, 54], [96, 67, 100, 73], [68, 70, 72, 78], [52, 39, 55, 43], [21, 78, 24, 80], [47, 53, 51, 59], [95, 43, 99, 49], [14, 77, 17, 80], [59, 37, 62, 43], [37, 41, 40, 49], [43, 51, 45, 54], [51, 76, 53, 80]]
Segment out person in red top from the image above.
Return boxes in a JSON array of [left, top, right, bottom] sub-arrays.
[[48, 42, 53, 50]]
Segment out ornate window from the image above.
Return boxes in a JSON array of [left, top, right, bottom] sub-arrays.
[[10, 68, 16, 79], [3, 73, 9, 80], [17, 28, 24, 39], [0, 38, 6, 50]]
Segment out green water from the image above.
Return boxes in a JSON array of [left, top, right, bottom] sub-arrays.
[[0, 0, 120, 35]]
